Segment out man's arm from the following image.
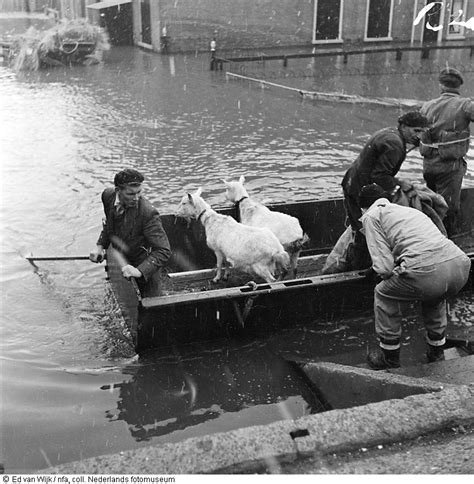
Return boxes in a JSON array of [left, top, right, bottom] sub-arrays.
[[463, 98, 474, 122], [371, 140, 405, 193], [137, 210, 172, 280], [362, 214, 394, 279], [90, 190, 110, 263], [96, 190, 112, 249]]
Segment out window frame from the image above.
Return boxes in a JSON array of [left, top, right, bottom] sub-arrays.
[[364, 0, 394, 42], [312, 0, 344, 44], [447, 0, 468, 39]]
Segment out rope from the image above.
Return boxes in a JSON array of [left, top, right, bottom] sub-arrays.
[[420, 137, 471, 148], [60, 41, 79, 55], [226, 71, 420, 108], [226, 71, 303, 93]]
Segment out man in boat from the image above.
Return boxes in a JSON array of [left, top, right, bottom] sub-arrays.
[[419, 67, 474, 237], [341, 111, 430, 270], [358, 183, 471, 370], [89, 168, 171, 297]]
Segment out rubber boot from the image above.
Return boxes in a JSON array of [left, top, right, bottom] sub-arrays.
[[426, 344, 445, 363], [367, 347, 400, 370]]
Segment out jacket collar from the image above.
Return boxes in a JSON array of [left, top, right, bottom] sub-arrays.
[[440, 87, 460, 96], [360, 197, 390, 221], [395, 126, 408, 152], [114, 192, 139, 214]]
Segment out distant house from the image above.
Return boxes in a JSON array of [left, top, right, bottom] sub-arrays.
[[5, 1, 473, 53], [111, 0, 474, 53]]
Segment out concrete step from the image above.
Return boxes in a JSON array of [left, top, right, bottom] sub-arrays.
[[389, 352, 474, 386]]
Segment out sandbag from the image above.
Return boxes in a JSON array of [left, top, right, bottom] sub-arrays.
[[321, 226, 354, 274]]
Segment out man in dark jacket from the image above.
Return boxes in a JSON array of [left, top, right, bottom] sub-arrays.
[[89, 168, 171, 297], [341, 111, 430, 269], [420, 67, 474, 237]]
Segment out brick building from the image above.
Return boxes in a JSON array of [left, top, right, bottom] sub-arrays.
[[122, 0, 474, 53], [4, 1, 473, 53]]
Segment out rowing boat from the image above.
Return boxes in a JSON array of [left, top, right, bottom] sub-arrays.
[[106, 188, 474, 354]]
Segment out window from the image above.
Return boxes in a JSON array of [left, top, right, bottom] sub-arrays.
[[366, 0, 393, 40], [140, 0, 152, 46], [448, 0, 467, 37], [313, 0, 343, 43]]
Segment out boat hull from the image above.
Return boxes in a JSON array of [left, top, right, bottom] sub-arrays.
[[106, 188, 474, 353]]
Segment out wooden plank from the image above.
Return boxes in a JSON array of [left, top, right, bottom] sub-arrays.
[[142, 271, 365, 309], [167, 253, 327, 283]]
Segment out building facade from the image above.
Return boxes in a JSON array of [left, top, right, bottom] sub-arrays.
[[3, 0, 473, 53], [127, 0, 474, 53]]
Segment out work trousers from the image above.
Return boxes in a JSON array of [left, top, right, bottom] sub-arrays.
[[423, 158, 467, 237], [374, 254, 471, 350]]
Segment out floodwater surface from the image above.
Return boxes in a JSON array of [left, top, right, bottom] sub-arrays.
[[1, 46, 473, 472]]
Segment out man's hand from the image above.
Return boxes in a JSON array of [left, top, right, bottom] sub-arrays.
[[398, 179, 413, 192], [122, 264, 142, 279], [89, 245, 105, 263], [359, 267, 376, 279], [359, 267, 382, 284]]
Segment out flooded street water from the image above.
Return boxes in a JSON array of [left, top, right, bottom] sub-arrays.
[[1, 45, 473, 472]]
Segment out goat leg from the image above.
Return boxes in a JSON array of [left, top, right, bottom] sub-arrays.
[[212, 251, 224, 283]]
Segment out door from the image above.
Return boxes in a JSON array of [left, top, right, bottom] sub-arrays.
[[100, 3, 133, 46], [422, 0, 442, 44], [313, 0, 343, 43], [140, 0, 152, 46]]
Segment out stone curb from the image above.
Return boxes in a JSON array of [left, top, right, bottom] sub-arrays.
[[43, 366, 474, 475]]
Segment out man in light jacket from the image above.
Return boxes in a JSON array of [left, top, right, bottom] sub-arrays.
[[359, 184, 470, 370]]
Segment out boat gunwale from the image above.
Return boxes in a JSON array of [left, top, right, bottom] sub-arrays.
[[141, 270, 368, 309]]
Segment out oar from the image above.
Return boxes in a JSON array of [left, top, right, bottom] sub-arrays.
[[26, 255, 92, 262], [25, 254, 105, 269]]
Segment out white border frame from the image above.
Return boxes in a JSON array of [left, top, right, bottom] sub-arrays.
[[364, 0, 394, 41], [312, 0, 344, 44]]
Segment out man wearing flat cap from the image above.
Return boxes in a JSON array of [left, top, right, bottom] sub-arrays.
[[89, 168, 171, 297], [420, 67, 474, 236], [340, 110, 430, 270]]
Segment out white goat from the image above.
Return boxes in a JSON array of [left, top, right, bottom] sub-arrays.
[[223, 175, 308, 277], [176, 188, 290, 283]]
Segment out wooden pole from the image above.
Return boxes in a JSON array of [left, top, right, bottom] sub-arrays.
[[25, 255, 93, 261]]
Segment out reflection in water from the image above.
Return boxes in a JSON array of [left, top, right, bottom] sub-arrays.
[[102, 343, 328, 442]]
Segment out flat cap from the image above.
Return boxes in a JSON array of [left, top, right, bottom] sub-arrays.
[[439, 67, 463, 88], [114, 168, 145, 187]]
